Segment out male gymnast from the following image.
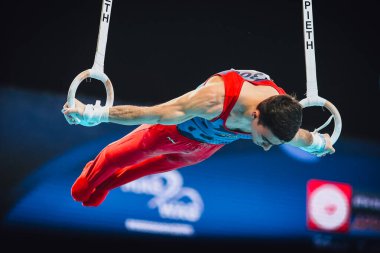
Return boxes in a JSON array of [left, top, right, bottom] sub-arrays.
[[62, 69, 335, 207]]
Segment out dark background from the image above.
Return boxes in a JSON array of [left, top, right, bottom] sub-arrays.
[[1, 0, 379, 252]]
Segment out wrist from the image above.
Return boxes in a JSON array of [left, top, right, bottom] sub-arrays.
[[309, 132, 326, 151], [99, 106, 109, 123], [83, 100, 109, 126]]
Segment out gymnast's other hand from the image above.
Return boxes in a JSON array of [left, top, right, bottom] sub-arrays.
[[309, 133, 336, 157], [298, 132, 336, 157], [62, 99, 85, 125], [316, 133, 335, 157]]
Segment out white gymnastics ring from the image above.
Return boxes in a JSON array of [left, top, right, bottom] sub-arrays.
[[67, 68, 114, 109], [299, 96, 342, 145]]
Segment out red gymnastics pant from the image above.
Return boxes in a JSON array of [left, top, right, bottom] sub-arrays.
[[71, 124, 224, 206]]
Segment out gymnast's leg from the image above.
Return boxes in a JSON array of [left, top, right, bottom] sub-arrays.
[[82, 153, 195, 206], [83, 140, 223, 207], [83, 144, 222, 206], [72, 123, 224, 206], [71, 124, 174, 203]]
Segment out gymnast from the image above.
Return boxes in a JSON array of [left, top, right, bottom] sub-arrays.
[[62, 69, 335, 207]]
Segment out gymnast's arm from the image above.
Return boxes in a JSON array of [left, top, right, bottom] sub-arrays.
[[286, 128, 335, 156], [62, 83, 223, 126], [108, 85, 222, 125]]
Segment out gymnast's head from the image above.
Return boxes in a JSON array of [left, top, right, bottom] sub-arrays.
[[251, 94, 302, 151]]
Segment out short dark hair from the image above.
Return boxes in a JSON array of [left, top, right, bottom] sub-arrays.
[[256, 94, 302, 142]]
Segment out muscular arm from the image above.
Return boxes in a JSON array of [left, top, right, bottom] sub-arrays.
[[63, 82, 224, 126], [108, 88, 218, 125], [286, 128, 336, 157]]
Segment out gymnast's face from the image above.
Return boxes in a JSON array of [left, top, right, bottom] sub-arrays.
[[250, 110, 283, 151]]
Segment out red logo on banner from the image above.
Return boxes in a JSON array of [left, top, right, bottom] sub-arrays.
[[306, 179, 352, 233]]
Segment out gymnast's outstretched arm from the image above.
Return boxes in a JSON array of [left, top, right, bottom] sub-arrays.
[[62, 84, 223, 126], [287, 128, 335, 157]]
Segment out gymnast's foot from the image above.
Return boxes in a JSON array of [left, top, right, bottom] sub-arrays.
[[71, 177, 95, 203], [82, 188, 109, 207]]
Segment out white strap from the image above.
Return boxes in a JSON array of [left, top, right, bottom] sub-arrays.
[[300, 132, 326, 153], [82, 100, 110, 126], [303, 0, 318, 98], [92, 0, 113, 72], [301, 0, 342, 145]]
